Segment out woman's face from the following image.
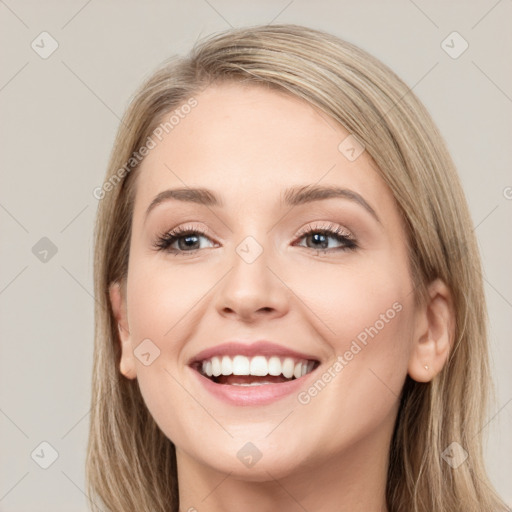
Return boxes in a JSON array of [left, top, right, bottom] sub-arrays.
[[112, 82, 423, 480]]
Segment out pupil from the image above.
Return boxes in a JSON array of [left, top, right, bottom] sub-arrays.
[[311, 233, 327, 249], [180, 235, 198, 250]]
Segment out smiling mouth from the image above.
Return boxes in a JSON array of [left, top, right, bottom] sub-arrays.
[[191, 355, 320, 386]]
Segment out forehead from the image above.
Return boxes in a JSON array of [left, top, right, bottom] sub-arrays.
[[132, 82, 392, 220]]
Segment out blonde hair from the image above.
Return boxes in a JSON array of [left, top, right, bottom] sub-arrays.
[[86, 24, 507, 511]]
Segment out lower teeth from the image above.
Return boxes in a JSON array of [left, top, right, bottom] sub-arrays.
[[228, 380, 293, 386], [231, 382, 272, 386]]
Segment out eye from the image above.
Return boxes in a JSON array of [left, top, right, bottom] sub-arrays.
[[152, 225, 215, 255], [293, 223, 357, 253], [153, 222, 357, 256]]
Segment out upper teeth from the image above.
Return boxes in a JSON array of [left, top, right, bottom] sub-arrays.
[[201, 355, 315, 379]]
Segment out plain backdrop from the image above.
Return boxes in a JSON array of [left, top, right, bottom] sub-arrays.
[[0, 1, 511, 510]]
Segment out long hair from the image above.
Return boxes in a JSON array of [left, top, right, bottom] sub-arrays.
[[86, 24, 507, 511]]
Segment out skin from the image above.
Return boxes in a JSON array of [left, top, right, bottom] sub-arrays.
[[110, 82, 454, 512]]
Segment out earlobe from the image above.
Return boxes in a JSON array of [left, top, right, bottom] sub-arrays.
[[408, 278, 454, 383], [109, 281, 137, 380]]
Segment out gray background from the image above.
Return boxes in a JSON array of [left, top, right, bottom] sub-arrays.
[[0, 1, 511, 510]]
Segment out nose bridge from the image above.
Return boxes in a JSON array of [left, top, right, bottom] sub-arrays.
[[215, 231, 287, 320]]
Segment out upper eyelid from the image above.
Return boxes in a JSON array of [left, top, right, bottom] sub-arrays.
[[163, 221, 354, 239], [296, 223, 353, 237]]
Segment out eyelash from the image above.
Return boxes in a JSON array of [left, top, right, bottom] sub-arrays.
[[152, 223, 358, 256]]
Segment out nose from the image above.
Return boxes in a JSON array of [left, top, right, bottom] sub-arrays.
[[215, 241, 289, 323]]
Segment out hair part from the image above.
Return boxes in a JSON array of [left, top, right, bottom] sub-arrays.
[[87, 23, 507, 511]]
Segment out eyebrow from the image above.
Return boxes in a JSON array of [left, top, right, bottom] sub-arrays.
[[144, 185, 380, 224], [144, 188, 221, 224], [283, 185, 380, 223]]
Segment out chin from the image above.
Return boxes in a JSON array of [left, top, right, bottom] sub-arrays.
[[187, 441, 313, 482]]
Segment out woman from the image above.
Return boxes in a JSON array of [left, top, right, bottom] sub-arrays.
[[86, 24, 508, 511]]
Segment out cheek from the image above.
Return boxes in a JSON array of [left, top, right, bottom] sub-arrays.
[[292, 262, 414, 450], [285, 254, 411, 353], [126, 255, 209, 342], [123, 259, 216, 440]]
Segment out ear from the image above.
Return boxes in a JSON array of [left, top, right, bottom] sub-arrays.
[[109, 281, 137, 380], [408, 278, 454, 383]]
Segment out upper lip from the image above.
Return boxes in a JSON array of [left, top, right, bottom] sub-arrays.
[[188, 340, 321, 365]]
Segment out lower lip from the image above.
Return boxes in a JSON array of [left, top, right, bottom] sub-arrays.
[[189, 367, 317, 406]]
